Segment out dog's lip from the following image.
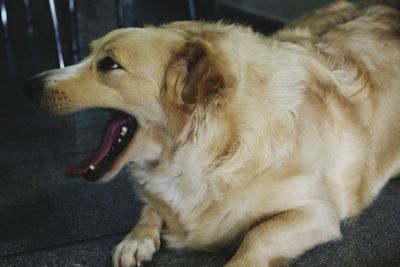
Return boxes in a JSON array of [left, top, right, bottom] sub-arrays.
[[64, 111, 137, 181]]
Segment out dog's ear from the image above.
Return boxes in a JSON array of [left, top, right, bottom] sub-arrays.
[[166, 38, 235, 106]]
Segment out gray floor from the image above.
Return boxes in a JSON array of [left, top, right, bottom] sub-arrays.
[[1, 1, 399, 267]]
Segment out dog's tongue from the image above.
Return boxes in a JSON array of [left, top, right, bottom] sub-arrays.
[[64, 113, 129, 177]]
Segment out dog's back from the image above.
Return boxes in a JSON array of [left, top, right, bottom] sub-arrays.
[[276, 2, 400, 219]]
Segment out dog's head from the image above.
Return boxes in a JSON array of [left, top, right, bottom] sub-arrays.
[[23, 22, 239, 182]]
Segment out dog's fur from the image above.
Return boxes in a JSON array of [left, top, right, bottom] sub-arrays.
[[24, 1, 400, 266]]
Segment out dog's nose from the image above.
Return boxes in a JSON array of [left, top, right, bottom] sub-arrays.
[[22, 75, 45, 104]]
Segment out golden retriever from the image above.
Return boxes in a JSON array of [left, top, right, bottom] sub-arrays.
[[23, 1, 400, 266]]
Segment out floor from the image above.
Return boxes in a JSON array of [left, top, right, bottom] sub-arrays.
[[0, 1, 400, 267]]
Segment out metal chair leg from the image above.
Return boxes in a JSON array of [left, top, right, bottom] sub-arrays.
[[187, 0, 197, 20], [49, 0, 65, 68], [212, 0, 220, 18], [1, 0, 8, 41], [69, 0, 79, 63], [24, 0, 34, 36], [116, 0, 135, 28], [116, 0, 122, 28], [0, 1, 16, 77]]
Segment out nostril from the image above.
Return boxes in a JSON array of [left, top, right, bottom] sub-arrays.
[[22, 76, 45, 104]]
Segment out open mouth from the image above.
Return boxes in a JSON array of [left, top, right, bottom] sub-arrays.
[[64, 112, 137, 182]]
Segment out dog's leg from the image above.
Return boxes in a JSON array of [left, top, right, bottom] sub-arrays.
[[225, 205, 341, 267], [112, 205, 162, 267]]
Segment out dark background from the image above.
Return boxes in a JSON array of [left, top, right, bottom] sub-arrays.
[[0, 0, 399, 266]]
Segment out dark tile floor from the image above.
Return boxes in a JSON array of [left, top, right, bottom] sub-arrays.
[[0, 1, 399, 267]]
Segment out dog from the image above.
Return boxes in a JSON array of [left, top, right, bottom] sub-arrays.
[[23, 1, 400, 266]]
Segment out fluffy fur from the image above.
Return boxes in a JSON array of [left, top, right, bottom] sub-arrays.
[[24, 1, 400, 266]]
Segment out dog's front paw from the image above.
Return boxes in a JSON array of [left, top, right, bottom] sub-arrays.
[[112, 237, 160, 267]]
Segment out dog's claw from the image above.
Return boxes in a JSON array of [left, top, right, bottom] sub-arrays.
[[155, 239, 160, 251], [112, 237, 158, 267]]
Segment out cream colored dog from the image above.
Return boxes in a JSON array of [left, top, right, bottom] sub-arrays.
[[23, 1, 400, 266]]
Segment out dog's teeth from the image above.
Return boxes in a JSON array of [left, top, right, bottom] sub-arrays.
[[89, 165, 95, 170], [121, 131, 126, 136], [118, 138, 122, 143], [111, 147, 115, 150], [121, 126, 128, 133]]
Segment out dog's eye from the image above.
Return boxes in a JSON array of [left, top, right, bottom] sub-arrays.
[[97, 57, 122, 71]]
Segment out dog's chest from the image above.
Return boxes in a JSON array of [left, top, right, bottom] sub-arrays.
[[131, 161, 212, 218], [131, 164, 267, 249], [130, 163, 252, 248]]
